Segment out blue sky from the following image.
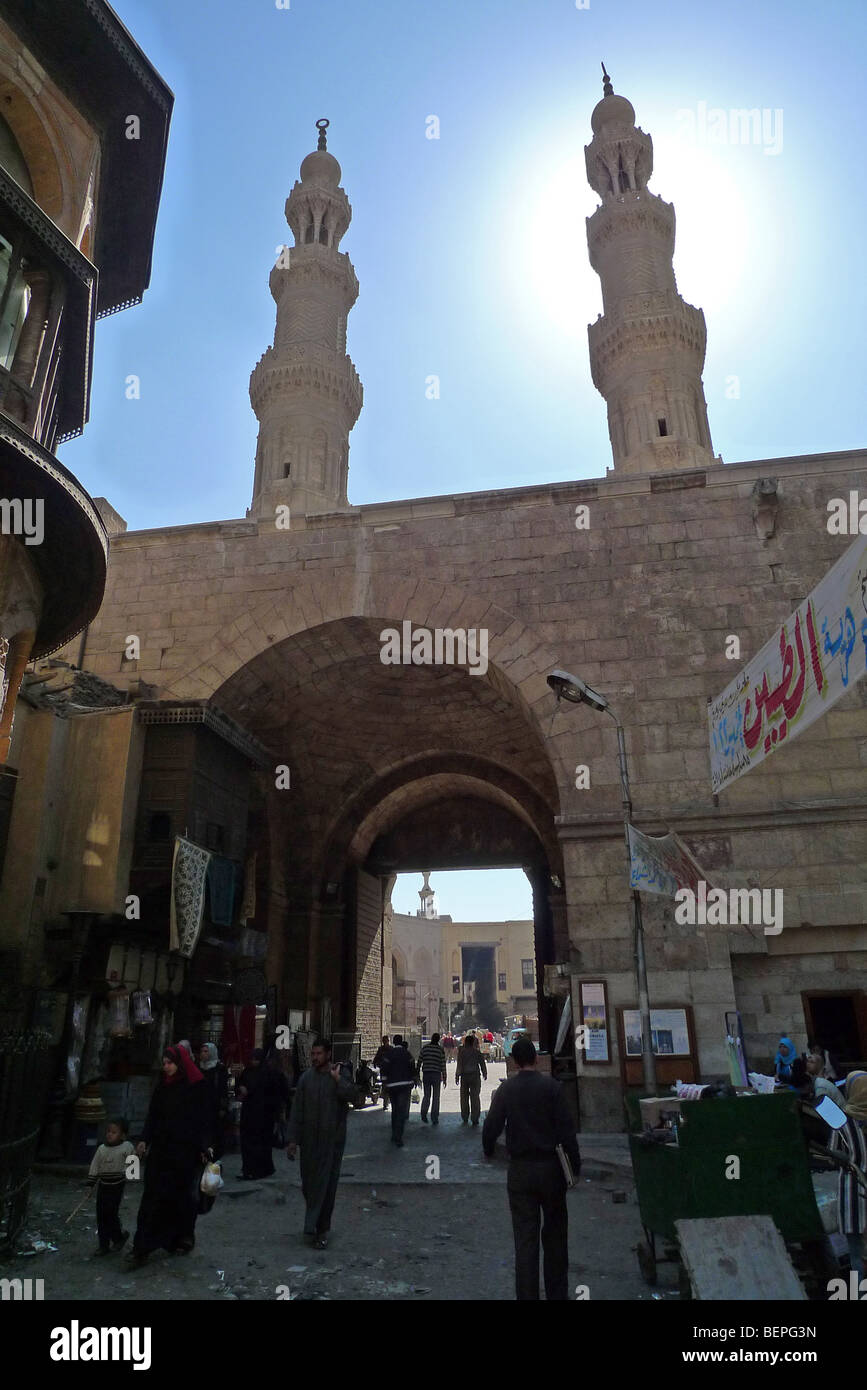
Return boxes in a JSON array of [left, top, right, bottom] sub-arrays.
[[392, 869, 532, 922], [66, 0, 865, 921]]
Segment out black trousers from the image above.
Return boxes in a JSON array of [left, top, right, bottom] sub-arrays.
[[96, 1181, 125, 1248], [421, 1074, 442, 1121], [460, 1076, 481, 1123], [389, 1087, 412, 1141], [507, 1156, 569, 1301]]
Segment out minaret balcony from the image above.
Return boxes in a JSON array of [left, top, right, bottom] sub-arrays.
[[269, 241, 358, 305], [249, 343, 363, 420], [586, 190, 675, 264], [588, 297, 707, 390]]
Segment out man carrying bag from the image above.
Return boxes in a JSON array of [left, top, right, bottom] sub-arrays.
[[481, 1037, 581, 1301]]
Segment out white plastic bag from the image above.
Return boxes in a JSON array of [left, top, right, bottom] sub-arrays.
[[200, 1161, 224, 1196]]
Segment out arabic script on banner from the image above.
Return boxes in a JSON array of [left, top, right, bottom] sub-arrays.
[[708, 534, 867, 793], [628, 825, 716, 897]]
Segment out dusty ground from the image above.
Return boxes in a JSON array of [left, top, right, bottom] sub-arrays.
[[4, 1065, 675, 1302]]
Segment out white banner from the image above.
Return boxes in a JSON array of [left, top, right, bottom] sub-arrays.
[[628, 825, 717, 896], [708, 533, 867, 793]]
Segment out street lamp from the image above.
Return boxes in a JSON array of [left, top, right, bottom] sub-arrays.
[[547, 670, 657, 1093]]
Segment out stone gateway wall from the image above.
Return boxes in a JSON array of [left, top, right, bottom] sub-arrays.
[[52, 446, 867, 1128]]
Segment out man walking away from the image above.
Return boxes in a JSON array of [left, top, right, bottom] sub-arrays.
[[382, 1033, 417, 1147], [373, 1035, 391, 1110], [482, 1037, 581, 1301], [456, 1034, 487, 1126], [419, 1033, 447, 1125], [286, 1037, 359, 1249]]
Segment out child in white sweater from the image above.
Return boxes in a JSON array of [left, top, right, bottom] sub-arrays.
[[88, 1117, 135, 1255]]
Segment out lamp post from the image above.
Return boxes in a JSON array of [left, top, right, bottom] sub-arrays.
[[547, 670, 657, 1093]]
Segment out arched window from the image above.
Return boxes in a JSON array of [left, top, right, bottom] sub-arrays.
[[318, 217, 329, 246]]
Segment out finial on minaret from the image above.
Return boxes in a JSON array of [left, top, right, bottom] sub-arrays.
[[316, 117, 329, 151], [601, 62, 613, 97]]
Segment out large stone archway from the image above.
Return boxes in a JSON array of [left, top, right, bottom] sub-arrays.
[[161, 571, 572, 785], [199, 598, 568, 1053]]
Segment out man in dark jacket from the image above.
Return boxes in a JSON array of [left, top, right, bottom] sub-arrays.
[[455, 1034, 487, 1125], [482, 1037, 581, 1301], [380, 1034, 417, 1147]]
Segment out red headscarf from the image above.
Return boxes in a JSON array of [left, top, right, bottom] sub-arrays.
[[163, 1044, 203, 1085]]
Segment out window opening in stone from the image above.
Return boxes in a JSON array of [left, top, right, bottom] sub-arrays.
[[657, 417, 668, 437]]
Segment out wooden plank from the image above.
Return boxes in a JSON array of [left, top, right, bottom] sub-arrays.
[[675, 1215, 807, 1301]]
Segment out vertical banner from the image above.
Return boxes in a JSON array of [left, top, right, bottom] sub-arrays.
[[709, 532, 867, 793]]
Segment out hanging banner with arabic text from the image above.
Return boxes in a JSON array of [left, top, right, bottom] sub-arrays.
[[708, 533, 867, 793], [628, 825, 718, 897]]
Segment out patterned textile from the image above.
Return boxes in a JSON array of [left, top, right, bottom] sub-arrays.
[[169, 836, 212, 958]]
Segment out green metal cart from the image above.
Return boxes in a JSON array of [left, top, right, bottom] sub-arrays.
[[629, 1093, 834, 1293]]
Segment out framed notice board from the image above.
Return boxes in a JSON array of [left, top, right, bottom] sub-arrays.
[[572, 979, 611, 1064], [617, 1004, 698, 1087]]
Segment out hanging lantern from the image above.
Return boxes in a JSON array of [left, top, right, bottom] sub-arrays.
[[107, 988, 131, 1037], [131, 990, 153, 1026]]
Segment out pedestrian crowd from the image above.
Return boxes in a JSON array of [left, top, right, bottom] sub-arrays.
[[81, 1025, 865, 1302]]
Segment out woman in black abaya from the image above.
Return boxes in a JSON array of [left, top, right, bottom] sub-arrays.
[[129, 1045, 210, 1265], [198, 1042, 229, 1158], [238, 1048, 287, 1179]]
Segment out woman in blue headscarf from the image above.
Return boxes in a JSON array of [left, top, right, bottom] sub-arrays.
[[774, 1035, 796, 1083]]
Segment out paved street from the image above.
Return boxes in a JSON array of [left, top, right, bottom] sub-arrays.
[[5, 1064, 668, 1302]]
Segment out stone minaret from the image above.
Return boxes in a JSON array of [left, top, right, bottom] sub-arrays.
[[249, 119, 362, 520], [585, 67, 717, 476], [417, 872, 438, 920]]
